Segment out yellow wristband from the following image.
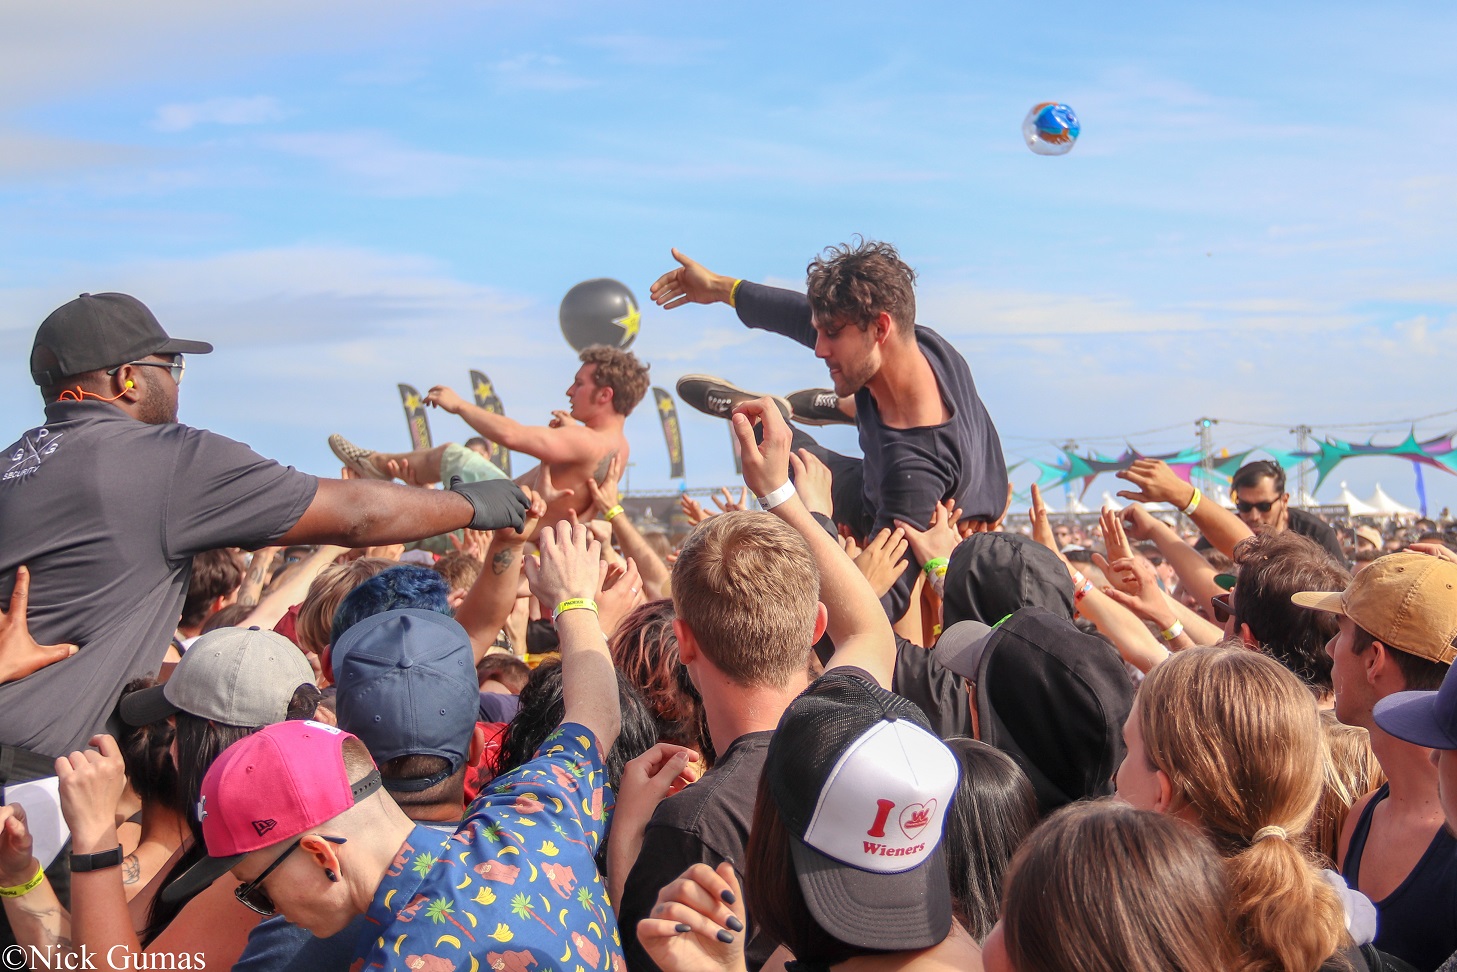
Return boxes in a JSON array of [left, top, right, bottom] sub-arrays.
[[0, 863, 44, 898], [1181, 487, 1202, 517], [728, 279, 744, 307], [603, 504, 625, 522], [552, 598, 599, 622]]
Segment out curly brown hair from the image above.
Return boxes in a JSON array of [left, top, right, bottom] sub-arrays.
[[805, 237, 917, 336], [578, 345, 650, 415]]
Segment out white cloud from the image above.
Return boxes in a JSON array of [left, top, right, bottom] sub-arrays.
[[152, 96, 285, 132], [257, 131, 485, 196], [489, 53, 595, 92]]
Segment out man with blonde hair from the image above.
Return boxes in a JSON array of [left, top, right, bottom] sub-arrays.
[[613, 399, 896, 971]]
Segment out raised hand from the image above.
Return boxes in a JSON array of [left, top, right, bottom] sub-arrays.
[[679, 494, 711, 525], [711, 486, 749, 514], [56, 734, 127, 852], [853, 528, 911, 598], [637, 862, 749, 972], [1099, 507, 1135, 565], [549, 409, 582, 429], [789, 449, 834, 518], [895, 500, 962, 567], [424, 385, 468, 415], [597, 558, 646, 636], [730, 398, 792, 502], [1409, 542, 1457, 565], [1028, 484, 1064, 559], [522, 521, 601, 609], [533, 464, 577, 508], [0, 566, 78, 685], [587, 454, 624, 518], [0, 804, 37, 888], [1120, 503, 1161, 542], [449, 528, 493, 561], [648, 249, 735, 311], [1116, 459, 1196, 509], [1098, 556, 1175, 628]]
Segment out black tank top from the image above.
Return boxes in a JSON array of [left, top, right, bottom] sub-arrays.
[[1343, 783, 1457, 971]]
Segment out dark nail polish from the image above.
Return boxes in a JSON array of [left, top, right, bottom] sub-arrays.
[[717, 930, 735, 944], [726, 915, 744, 933], [675, 923, 692, 933], [720, 889, 736, 904]]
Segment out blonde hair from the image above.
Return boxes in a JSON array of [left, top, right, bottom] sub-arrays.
[[294, 558, 396, 654], [1138, 645, 1349, 972], [670, 511, 819, 687], [1307, 710, 1385, 866]]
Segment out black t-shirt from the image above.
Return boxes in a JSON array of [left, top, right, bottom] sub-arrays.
[[618, 730, 775, 972], [0, 402, 317, 757], [1288, 507, 1348, 563], [891, 635, 972, 740], [735, 282, 1008, 621]]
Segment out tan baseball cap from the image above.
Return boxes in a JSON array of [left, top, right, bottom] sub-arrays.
[[1292, 552, 1457, 665]]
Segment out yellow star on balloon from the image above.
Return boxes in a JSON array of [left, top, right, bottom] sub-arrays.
[[612, 301, 641, 342]]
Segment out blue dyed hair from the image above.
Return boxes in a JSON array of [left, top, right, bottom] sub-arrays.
[[331, 565, 452, 648]]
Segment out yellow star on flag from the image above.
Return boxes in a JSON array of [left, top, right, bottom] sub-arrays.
[[657, 396, 673, 414], [404, 392, 422, 410], [474, 380, 493, 400]]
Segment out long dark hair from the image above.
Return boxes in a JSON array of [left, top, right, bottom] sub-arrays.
[[942, 738, 1038, 941]]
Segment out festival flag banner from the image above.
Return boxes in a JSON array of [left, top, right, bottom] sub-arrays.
[[652, 387, 686, 480], [468, 370, 512, 476], [398, 384, 432, 451]]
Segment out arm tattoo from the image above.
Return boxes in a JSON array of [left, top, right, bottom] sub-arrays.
[[491, 549, 516, 575], [594, 449, 619, 484], [122, 853, 140, 885]]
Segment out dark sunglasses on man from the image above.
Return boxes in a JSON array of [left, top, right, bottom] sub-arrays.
[[235, 835, 347, 916], [107, 353, 185, 386], [1234, 497, 1281, 514]]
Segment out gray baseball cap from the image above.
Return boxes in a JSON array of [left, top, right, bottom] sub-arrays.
[[120, 627, 315, 727]]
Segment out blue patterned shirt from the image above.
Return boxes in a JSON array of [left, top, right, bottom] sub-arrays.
[[354, 724, 623, 972]]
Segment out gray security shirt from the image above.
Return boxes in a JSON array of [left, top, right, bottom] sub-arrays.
[[0, 401, 317, 757]]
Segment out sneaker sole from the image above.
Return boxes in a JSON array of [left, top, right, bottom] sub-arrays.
[[676, 375, 791, 422]]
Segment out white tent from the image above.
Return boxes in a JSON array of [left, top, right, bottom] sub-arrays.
[[1100, 491, 1124, 511], [1294, 489, 1319, 508], [1066, 494, 1091, 514], [1365, 483, 1418, 517], [1335, 482, 1379, 517]]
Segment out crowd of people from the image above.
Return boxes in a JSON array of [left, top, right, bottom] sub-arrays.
[[0, 245, 1454, 972]]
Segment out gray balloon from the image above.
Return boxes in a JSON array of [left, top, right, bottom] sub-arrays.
[[559, 278, 640, 351]]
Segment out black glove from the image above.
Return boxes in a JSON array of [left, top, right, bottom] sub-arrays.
[[449, 477, 530, 532]]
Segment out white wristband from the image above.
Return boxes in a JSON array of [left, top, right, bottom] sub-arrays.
[[757, 481, 797, 511]]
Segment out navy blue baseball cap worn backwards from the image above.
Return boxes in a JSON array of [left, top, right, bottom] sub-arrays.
[[31, 293, 212, 385], [1374, 664, 1457, 751], [332, 609, 479, 792]]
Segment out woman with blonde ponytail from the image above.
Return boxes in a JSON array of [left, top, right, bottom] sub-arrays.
[[1115, 645, 1366, 972]]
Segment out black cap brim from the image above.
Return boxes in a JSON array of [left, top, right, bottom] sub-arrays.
[[161, 852, 245, 904], [119, 684, 181, 727], [156, 338, 213, 356], [789, 835, 952, 952]]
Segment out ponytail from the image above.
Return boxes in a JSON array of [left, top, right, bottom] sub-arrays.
[[1225, 827, 1347, 972]]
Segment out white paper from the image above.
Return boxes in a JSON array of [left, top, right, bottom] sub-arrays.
[[3, 776, 70, 869]]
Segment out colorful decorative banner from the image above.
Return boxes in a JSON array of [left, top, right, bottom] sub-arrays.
[[652, 387, 686, 480], [398, 384, 432, 451], [468, 369, 512, 476]]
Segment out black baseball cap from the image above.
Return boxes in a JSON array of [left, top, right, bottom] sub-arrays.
[[31, 293, 212, 386], [972, 607, 1135, 814], [765, 672, 959, 952], [942, 532, 1075, 627]]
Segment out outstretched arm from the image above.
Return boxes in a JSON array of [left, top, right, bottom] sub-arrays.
[[587, 455, 672, 599], [424, 386, 598, 465], [278, 477, 528, 546], [455, 490, 547, 661], [1116, 459, 1252, 560], [732, 399, 895, 688], [649, 248, 817, 349]]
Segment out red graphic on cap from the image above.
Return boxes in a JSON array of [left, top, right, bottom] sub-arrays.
[[252, 818, 278, 837], [899, 800, 936, 841], [866, 799, 896, 838]]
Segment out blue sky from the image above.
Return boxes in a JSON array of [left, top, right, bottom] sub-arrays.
[[2, 1, 1455, 514]]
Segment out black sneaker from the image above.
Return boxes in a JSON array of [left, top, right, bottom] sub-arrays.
[[676, 375, 791, 422], [786, 388, 855, 426]]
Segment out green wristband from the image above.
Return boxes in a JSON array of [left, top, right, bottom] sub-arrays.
[[922, 557, 950, 576]]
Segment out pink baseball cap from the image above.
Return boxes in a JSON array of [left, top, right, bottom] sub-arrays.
[[163, 720, 381, 903]]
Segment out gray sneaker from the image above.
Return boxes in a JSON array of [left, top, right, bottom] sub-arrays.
[[675, 375, 791, 422], [786, 388, 855, 426], [328, 433, 389, 480]]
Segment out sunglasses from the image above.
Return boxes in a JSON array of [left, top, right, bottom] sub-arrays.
[[235, 835, 347, 916], [1211, 592, 1234, 623], [108, 354, 186, 385], [1235, 498, 1281, 514]]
